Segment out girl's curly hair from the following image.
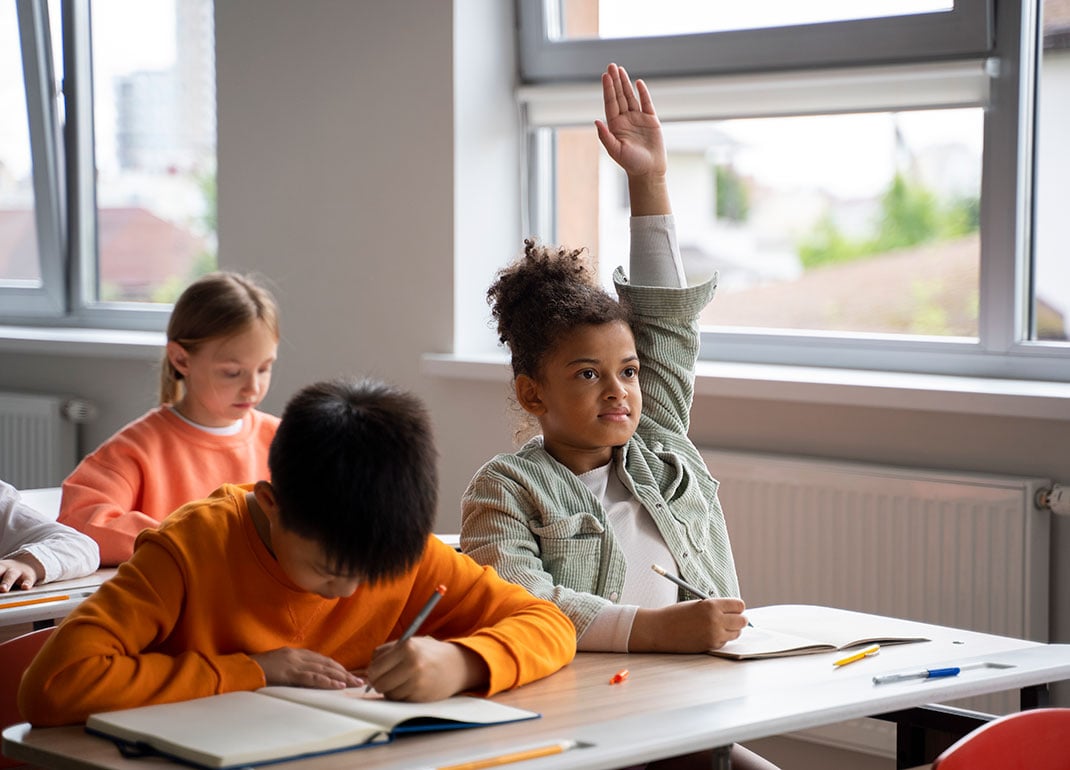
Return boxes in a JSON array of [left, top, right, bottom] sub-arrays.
[[488, 239, 632, 379]]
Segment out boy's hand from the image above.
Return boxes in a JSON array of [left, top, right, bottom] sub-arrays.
[[365, 637, 488, 702], [595, 62, 666, 180], [0, 554, 44, 591], [630, 598, 748, 653], [251, 647, 363, 689]]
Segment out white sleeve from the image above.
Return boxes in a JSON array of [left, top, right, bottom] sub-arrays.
[[1, 481, 100, 583], [628, 214, 687, 289], [576, 603, 638, 652]]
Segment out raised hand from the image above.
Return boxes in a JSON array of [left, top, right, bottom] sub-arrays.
[[595, 62, 666, 180]]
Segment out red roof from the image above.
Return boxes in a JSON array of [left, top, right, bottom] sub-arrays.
[[0, 208, 205, 301]]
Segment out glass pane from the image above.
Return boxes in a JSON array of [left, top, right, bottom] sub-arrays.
[[1033, 0, 1070, 341], [91, 0, 216, 304], [553, 109, 983, 338], [556, 0, 953, 40], [0, 3, 42, 287]]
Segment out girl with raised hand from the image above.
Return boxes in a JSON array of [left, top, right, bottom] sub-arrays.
[[462, 63, 777, 770]]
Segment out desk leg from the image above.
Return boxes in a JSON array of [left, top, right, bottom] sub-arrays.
[[876, 705, 992, 769], [712, 745, 732, 770], [1021, 683, 1050, 710]]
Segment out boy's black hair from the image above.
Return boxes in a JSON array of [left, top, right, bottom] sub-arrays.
[[488, 239, 632, 379], [267, 378, 437, 583]]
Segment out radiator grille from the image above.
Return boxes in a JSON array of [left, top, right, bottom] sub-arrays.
[[0, 392, 85, 489]]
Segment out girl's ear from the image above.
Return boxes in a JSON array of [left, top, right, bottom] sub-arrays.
[[515, 374, 547, 416], [166, 341, 191, 376]]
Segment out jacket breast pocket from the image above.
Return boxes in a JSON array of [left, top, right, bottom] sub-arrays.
[[531, 513, 604, 592]]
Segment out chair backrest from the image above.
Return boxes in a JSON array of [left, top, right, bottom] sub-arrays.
[[0, 626, 55, 769], [930, 708, 1070, 770]]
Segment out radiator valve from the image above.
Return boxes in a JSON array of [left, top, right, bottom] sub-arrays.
[[1036, 485, 1070, 516], [61, 398, 98, 423]]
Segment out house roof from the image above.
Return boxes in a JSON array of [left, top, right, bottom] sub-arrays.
[[0, 207, 205, 301], [703, 233, 1066, 340]]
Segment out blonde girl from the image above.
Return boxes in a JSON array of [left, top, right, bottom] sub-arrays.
[[60, 272, 280, 564]]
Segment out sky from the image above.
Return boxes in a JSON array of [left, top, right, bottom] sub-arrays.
[[0, 0, 175, 179], [597, 1, 952, 37]]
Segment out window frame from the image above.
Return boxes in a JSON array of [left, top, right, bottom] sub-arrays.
[[517, 1, 994, 83], [2, 0, 181, 332], [4, 0, 66, 318], [518, 0, 1070, 382]]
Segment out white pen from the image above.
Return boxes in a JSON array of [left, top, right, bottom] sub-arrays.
[[873, 662, 988, 685]]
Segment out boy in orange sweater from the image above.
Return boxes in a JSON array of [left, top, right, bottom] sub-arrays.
[[20, 378, 576, 726]]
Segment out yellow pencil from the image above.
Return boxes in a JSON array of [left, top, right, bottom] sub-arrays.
[[0, 593, 70, 611], [436, 740, 578, 770], [833, 643, 881, 667]]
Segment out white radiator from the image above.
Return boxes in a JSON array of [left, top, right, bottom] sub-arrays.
[[703, 448, 1052, 758], [0, 392, 95, 490]]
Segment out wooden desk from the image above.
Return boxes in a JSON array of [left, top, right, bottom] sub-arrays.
[[0, 569, 116, 630], [5, 611, 1070, 770]]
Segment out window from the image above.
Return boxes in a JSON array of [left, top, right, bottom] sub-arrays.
[[519, 0, 1070, 382], [0, 0, 216, 330], [1035, 1, 1070, 342]]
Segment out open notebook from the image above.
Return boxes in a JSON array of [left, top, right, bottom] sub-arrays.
[[710, 604, 931, 660], [86, 687, 539, 770]]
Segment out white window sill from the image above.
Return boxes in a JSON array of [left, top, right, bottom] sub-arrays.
[[421, 353, 1070, 421], [0, 325, 165, 360]]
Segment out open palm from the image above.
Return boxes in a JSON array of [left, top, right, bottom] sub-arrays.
[[595, 63, 666, 179]]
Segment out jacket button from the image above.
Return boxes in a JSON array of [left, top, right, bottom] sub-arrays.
[[609, 592, 619, 601]]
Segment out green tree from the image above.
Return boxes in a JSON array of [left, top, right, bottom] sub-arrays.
[[715, 164, 750, 223], [796, 173, 979, 270], [873, 173, 939, 251]]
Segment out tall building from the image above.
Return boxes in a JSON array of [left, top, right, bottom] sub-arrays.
[[114, 0, 214, 173]]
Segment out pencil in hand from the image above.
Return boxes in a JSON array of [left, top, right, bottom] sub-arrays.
[[365, 584, 447, 692], [650, 564, 754, 628], [651, 563, 709, 599], [398, 584, 447, 643]]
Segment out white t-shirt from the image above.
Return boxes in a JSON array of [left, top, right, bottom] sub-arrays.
[[575, 462, 678, 651]]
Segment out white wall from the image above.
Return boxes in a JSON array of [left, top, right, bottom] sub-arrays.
[[0, 0, 1066, 712]]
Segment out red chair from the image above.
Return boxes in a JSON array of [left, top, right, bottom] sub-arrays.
[[0, 627, 55, 769], [930, 708, 1070, 770]]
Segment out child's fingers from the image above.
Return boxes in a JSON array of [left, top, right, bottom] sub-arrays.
[[635, 78, 657, 117], [594, 120, 622, 159], [601, 71, 622, 120], [712, 596, 747, 615], [605, 62, 632, 118], [617, 65, 640, 112]]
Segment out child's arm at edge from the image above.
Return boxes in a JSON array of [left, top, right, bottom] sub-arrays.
[[595, 62, 686, 288]]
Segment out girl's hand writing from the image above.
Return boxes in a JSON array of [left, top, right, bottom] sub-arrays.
[[251, 647, 363, 689], [365, 636, 488, 702], [630, 597, 749, 653]]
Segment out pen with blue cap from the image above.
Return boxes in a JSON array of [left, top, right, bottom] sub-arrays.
[[873, 662, 987, 685]]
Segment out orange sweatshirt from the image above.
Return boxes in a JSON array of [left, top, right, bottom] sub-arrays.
[[20, 484, 576, 726], [59, 407, 279, 565]]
